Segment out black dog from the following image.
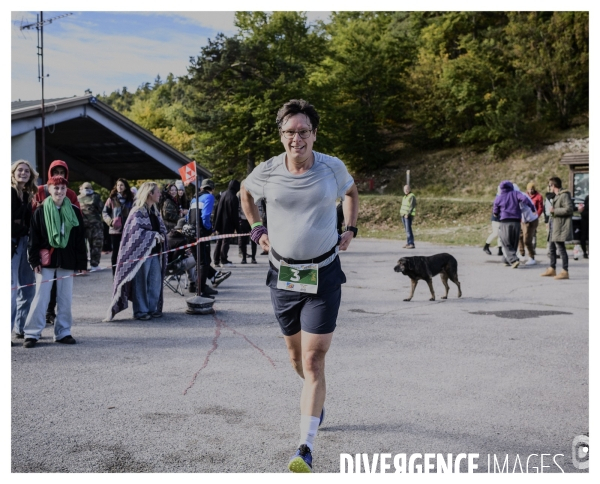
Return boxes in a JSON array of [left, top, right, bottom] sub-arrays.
[[394, 253, 462, 301]]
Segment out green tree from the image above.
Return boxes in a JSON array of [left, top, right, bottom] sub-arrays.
[[101, 86, 135, 112], [183, 12, 327, 182], [505, 12, 588, 129], [309, 12, 415, 171], [406, 12, 514, 147]]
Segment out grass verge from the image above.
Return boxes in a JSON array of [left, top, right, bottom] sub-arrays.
[[357, 194, 551, 248]]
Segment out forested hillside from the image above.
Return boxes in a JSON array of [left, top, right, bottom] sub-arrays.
[[98, 11, 588, 185]]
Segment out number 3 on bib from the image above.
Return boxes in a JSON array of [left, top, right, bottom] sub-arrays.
[[277, 261, 319, 294], [290, 269, 300, 282]]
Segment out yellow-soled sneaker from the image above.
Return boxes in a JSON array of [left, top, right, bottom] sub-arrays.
[[288, 444, 313, 473]]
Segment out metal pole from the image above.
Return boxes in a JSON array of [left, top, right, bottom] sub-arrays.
[[20, 11, 73, 183], [195, 169, 201, 297], [406, 170, 410, 187], [39, 11, 46, 182]]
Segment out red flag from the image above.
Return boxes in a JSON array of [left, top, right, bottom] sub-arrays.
[[179, 161, 197, 186]]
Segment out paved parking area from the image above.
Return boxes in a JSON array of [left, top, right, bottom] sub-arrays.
[[11, 239, 589, 473]]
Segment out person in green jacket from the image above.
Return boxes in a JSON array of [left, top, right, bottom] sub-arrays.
[[400, 185, 417, 249], [541, 177, 573, 280]]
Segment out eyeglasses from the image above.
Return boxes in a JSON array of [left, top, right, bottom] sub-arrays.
[[280, 129, 313, 139]]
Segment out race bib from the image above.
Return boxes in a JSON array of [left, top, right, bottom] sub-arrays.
[[277, 261, 318, 294]]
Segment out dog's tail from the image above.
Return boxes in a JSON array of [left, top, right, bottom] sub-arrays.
[[447, 255, 458, 275]]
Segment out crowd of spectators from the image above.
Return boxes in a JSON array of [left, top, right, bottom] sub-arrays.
[[11, 158, 257, 347]]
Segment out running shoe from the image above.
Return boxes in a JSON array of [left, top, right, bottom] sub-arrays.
[[288, 444, 312, 473], [212, 271, 232, 287], [56, 335, 77, 344], [202, 286, 218, 297], [23, 338, 37, 348]]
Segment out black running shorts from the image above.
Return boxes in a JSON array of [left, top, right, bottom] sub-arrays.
[[266, 255, 346, 336]]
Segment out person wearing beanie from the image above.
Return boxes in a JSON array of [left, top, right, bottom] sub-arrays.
[[175, 180, 189, 213], [23, 175, 87, 348]]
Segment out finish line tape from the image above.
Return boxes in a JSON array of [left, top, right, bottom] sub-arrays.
[[11, 232, 250, 291]]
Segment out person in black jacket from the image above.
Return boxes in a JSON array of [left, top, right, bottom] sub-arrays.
[[213, 179, 240, 267], [237, 186, 257, 264], [22, 176, 88, 348], [11, 160, 38, 340], [578, 195, 589, 259]]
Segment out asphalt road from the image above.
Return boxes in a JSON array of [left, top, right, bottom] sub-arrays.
[[11, 239, 589, 474]]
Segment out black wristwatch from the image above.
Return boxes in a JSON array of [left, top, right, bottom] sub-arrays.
[[345, 225, 358, 238]]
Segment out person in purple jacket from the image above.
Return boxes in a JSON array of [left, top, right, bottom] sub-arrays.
[[493, 180, 536, 268]]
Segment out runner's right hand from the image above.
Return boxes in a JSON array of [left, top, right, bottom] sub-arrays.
[[259, 233, 270, 253]]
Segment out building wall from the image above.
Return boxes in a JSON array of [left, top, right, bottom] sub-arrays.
[[11, 131, 36, 169]]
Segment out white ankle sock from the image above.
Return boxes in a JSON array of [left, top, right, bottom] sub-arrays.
[[299, 415, 320, 452]]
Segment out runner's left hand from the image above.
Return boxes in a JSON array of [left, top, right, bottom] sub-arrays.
[[339, 231, 354, 251]]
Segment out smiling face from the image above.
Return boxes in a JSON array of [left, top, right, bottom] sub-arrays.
[[48, 183, 67, 206], [169, 185, 178, 198], [280, 113, 317, 167], [14, 163, 31, 186], [116, 181, 126, 194]]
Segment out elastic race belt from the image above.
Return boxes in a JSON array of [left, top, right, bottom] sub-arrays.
[[271, 242, 338, 265]]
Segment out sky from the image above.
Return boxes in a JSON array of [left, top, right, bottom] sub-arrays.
[[11, 1, 592, 103], [11, 9, 331, 102]]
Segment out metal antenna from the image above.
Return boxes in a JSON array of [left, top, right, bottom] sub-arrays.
[[21, 12, 73, 182]]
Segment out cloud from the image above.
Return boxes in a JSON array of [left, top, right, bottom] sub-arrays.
[[10, 10, 333, 101], [155, 12, 238, 34], [11, 12, 219, 100]]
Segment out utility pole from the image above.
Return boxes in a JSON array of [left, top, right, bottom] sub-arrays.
[[20, 12, 73, 182]]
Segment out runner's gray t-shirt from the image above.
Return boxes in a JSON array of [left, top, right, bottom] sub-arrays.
[[243, 151, 354, 261]]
